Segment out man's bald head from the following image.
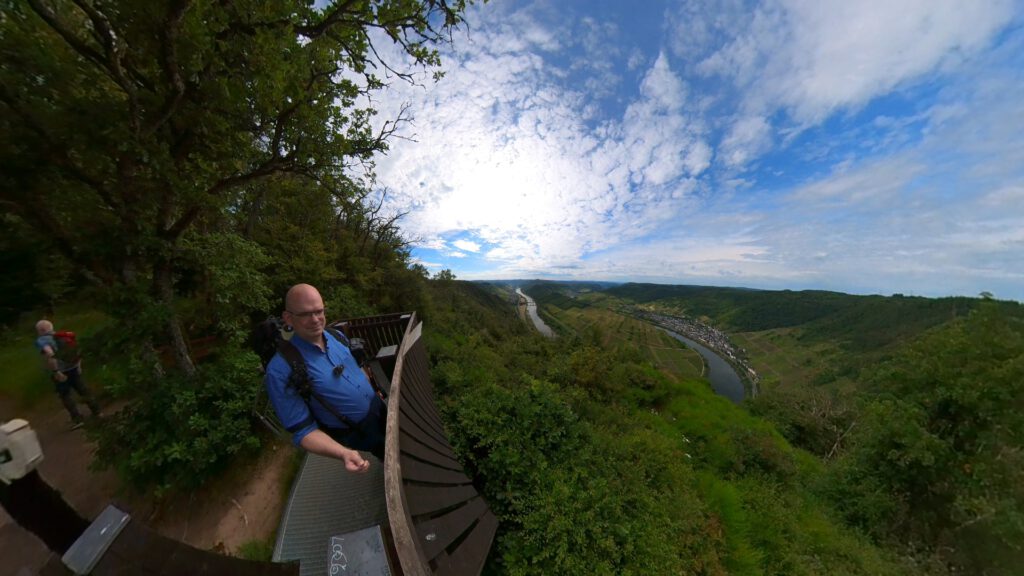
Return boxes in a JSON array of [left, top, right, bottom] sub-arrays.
[[283, 284, 326, 344], [285, 283, 321, 312]]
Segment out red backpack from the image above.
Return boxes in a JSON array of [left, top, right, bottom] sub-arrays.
[[52, 331, 81, 364]]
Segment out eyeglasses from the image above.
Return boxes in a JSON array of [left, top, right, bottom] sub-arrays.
[[288, 308, 326, 320]]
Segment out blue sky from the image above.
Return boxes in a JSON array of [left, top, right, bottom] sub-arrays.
[[362, 0, 1024, 300]]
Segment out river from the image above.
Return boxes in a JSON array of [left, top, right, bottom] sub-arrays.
[[515, 288, 555, 338], [661, 329, 745, 404], [516, 288, 743, 401]]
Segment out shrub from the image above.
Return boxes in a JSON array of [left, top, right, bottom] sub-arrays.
[[91, 347, 263, 494]]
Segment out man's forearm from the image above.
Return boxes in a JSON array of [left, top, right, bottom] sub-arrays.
[[299, 429, 370, 472], [300, 429, 358, 460]]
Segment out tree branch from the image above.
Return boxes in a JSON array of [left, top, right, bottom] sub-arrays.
[[293, 0, 360, 39], [26, 0, 108, 71], [69, 0, 141, 133], [0, 89, 117, 209], [145, 0, 192, 136], [826, 421, 857, 461]]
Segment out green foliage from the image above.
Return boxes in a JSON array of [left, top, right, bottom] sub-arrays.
[[91, 347, 263, 494], [604, 283, 1024, 574], [425, 281, 913, 575], [433, 268, 456, 281], [1, 0, 470, 377], [447, 378, 583, 516], [748, 387, 857, 457], [825, 304, 1024, 574], [179, 232, 272, 341], [322, 284, 375, 319], [0, 213, 80, 325], [445, 376, 729, 574], [607, 283, 983, 350]]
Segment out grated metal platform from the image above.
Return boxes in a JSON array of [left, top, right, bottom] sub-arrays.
[[273, 452, 388, 576]]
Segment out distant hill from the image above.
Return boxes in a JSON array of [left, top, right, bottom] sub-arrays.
[[599, 282, 1017, 354], [478, 279, 622, 292]]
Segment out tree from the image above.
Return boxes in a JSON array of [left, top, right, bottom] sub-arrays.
[[0, 0, 470, 374], [433, 268, 456, 281]]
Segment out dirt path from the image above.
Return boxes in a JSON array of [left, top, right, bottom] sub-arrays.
[[1, 392, 295, 576]]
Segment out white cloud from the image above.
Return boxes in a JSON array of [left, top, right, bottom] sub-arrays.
[[452, 239, 481, 252], [417, 236, 448, 251], [719, 115, 772, 167], [691, 0, 1017, 123], [372, 10, 710, 276]]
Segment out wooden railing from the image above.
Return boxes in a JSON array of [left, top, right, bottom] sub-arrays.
[[334, 312, 413, 359], [344, 313, 499, 575]]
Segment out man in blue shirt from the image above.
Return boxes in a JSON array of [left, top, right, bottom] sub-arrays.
[[264, 284, 385, 473]]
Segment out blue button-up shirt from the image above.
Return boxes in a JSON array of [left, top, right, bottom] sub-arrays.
[[264, 330, 376, 446]]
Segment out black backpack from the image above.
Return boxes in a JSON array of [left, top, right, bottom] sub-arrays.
[[251, 317, 369, 371]]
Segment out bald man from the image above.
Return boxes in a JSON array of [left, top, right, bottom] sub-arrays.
[[264, 284, 385, 473]]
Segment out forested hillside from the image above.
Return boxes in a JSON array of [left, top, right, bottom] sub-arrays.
[[428, 280, 922, 575], [516, 280, 1024, 575], [606, 283, 979, 341]]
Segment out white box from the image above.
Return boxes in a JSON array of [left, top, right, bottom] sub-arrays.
[[0, 419, 44, 484]]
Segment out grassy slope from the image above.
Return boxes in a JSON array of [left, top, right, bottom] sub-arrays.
[[548, 304, 704, 380]]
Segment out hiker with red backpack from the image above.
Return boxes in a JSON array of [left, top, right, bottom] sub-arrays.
[[34, 320, 101, 429], [263, 284, 386, 474]]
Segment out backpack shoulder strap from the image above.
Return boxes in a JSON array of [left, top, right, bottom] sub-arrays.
[[276, 340, 309, 395], [325, 326, 349, 348], [276, 338, 359, 430]]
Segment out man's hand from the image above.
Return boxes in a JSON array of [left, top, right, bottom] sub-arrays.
[[342, 449, 370, 473], [52, 371, 68, 383]]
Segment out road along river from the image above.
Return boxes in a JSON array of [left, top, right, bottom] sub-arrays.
[[661, 330, 745, 404], [515, 288, 555, 338]]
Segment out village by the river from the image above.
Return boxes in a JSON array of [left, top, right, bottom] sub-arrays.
[[632, 309, 760, 394]]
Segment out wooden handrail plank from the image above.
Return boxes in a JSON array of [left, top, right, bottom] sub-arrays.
[[398, 404, 457, 457], [434, 511, 499, 576], [89, 521, 299, 575], [399, 394, 451, 449], [399, 429, 465, 471], [400, 453, 474, 485], [396, 345, 445, 423], [404, 483, 479, 518], [398, 370, 449, 439], [415, 497, 489, 561]]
